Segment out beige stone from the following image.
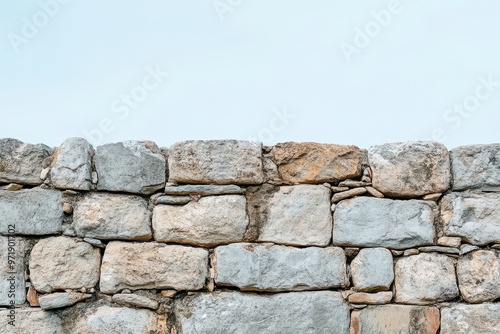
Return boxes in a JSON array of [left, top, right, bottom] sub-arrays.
[[272, 142, 362, 183], [438, 236, 462, 247], [332, 187, 367, 203], [457, 250, 500, 303], [100, 241, 208, 293], [0, 308, 63, 333], [348, 292, 392, 304], [112, 293, 159, 310], [365, 186, 384, 198], [29, 236, 101, 293], [350, 305, 440, 334], [153, 195, 248, 247], [73, 192, 151, 240], [394, 253, 459, 305], [27, 286, 40, 306], [168, 140, 263, 184], [368, 141, 451, 198]]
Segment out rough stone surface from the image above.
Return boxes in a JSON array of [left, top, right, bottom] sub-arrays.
[[168, 140, 263, 185], [100, 241, 208, 293], [112, 293, 159, 310], [39, 292, 91, 310], [0, 188, 63, 235], [30, 236, 101, 293], [441, 192, 500, 245], [50, 137, 94, 190], [272, 142, 361, 183], [0, 236, 25, 305], [351, 305, 440, 334], [0, 308, 62, 333], [163, 184, 244, 195], [365, 186, 384, 198], [331, 187, 366, 203], [153, 195, 248, 247], [71, 305, 165, 334], [248, 185, 332, 246], [95, 141, 166, 194], [394, 253, 459, 305], [333, 197, 435, 249], [451, 144, 500, 191], [214, 243, 347, 291], [73, 192, 151, 240], [350, 248, 394, 292], [418, 246, 459, 254], [174, 291, 350, 334], [441, 303, 500, 334], [438, 236, 462, 247], [460, 244, 479, 255], [0, 138, 53, 185], [348, 292, 393, 304], [155, 195, 191, 205], [368, 141, 451, 198], [457, 250, 500, 303]]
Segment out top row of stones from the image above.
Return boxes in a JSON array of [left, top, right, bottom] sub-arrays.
[[1, 138, 499, 197]]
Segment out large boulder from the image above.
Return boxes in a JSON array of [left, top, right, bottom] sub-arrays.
[[441, 304, 500, 334], [457, 250, 500, 303], [451, 144, 500, 191], [350, 248, 394, 292]]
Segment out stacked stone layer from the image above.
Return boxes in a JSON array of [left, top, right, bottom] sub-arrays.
[[0, 138, 499, 333]]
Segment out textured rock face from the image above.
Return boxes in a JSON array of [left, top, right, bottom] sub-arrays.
[[100, 242, 208, 293], [394, 253, 459, 305], [350, 248, 394, 292], [0, 188, 63, 235], [0, 309, 62, 334], [333, 197, 435, 249], [71, 305, 166, 334], [348, 291, 393, 305], [0, 236, 25, 305], [351, 305, 440, 334], [272, 142, 362, 183], [112, 294, 159, 310], [174, 291, 350, 334], [250, 185, 332, 246], [29, 237, 101, 293], [441, 192, 500, 245], [441, 304, 500, 334], [214, 243, 347, 291], [39, 292, 91, 310], [95, 141, 166, 194], [153, 195, 248, 247], [451, 144, 500, 191], [168, 140, 264, 184], [73, 193, 151, 240], [368, 141, 451, 197], [50, 137, 94, 191], [457, 250, 500, 303], [0, 138, 52, 185], [163, 184, 244, 195]]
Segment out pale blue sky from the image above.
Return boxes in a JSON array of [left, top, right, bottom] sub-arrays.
[[1, 0, 499, 149]]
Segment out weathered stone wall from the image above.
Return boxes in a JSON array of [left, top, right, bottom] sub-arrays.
[[0, 138, 499, 333]]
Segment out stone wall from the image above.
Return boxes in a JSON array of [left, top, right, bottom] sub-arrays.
[[0, 138, 499, 333]]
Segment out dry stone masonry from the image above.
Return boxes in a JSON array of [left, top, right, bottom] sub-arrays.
[[0, 138, 499, 333]]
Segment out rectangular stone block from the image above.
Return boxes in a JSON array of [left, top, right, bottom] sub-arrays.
[[0, 188, 63, 235], [73, 192, 151, 240], [168, 140, 264, 184], [153, 195, 248, 247], [451, 144, 500, 191], [95, 141, 166, 195], [50, 137, 94, 191], [247, 184, 332, 246], [100, 241, 208, 293], [441, 192, 500, 245], [368, 141, 451, 198], [394, 253, 459, 305], [214, 243, 347, 291], [174, 291, 350, 334], [0, 309, 63, 334], [350, 305, 440, 334], [0, 138, 52, 185], [333, 197, 435, 249], [271, 142, 362, 183], [441, 304, 500, 334], [0, 236, 25, 305]]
